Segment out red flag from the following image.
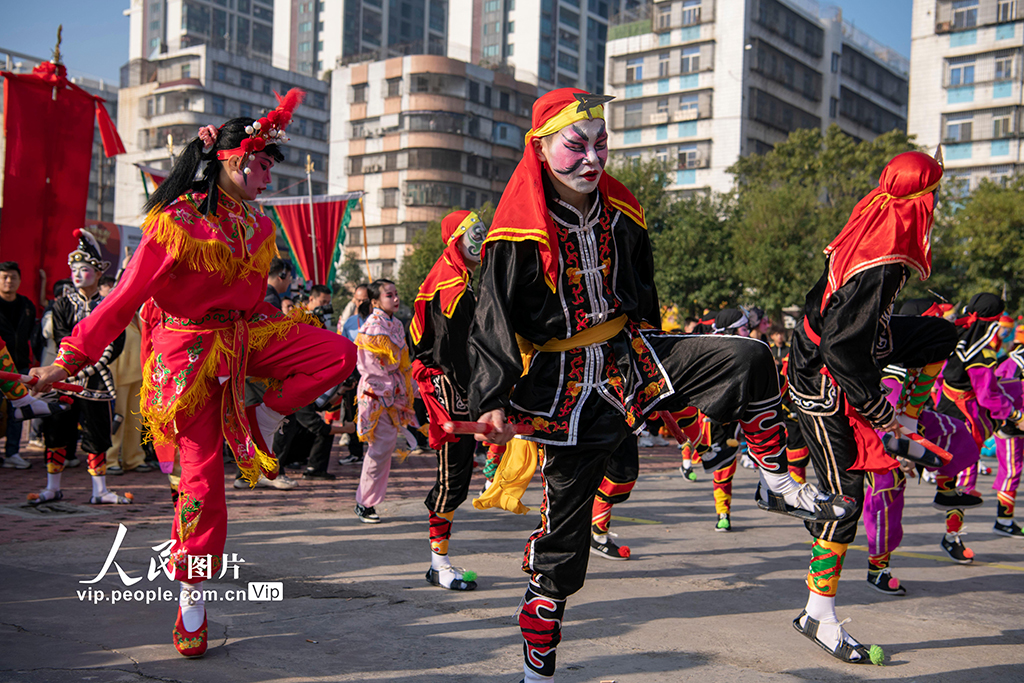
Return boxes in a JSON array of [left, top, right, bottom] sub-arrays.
[[1, 61, 124, 308], [260, 193, 360, 285]]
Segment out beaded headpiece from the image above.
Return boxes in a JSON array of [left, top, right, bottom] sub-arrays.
[[215, 88, 305, 174], [68, 229, 109, 273]]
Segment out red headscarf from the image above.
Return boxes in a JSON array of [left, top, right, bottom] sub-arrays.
[[484, 88, 646, 292], [409, 211, 477, 346], [820, 151, 943, 313]]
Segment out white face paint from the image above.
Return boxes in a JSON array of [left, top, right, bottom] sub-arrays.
[[539, 118, 609, 196], [70, 263, 99, 290], [457, 217, 489, 264]]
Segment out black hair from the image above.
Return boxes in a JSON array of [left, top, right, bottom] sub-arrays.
[[0, 261, 21, 275], [310, 284, 332, 297], [144, 117, 285, 216], [359, 278, 396, 318], [354, 282, 369, 292], [268, 257, 293, 279], [98, 275, 117, 288], [52, 278, 73, 298]]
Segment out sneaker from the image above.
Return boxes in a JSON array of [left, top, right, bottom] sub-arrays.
[[649, 435, 672, 447], [638, 435, 656, 448], [996, 420, 1024, 438], [740, 453, 756, 469], [941, 532, 975, 564], [233, 477, 251, 489], [993, 519, 1024, 538], [679, 465, 697, 482], [355, 503, 381, 524], [921, 469, 937, 484], [27, 438, 44, 449], [255, 474, 296, 490], [303, 469, 337, 480], [590, 532, 630, 560], [130, 463, 155, 473], [979, 464, 995, 476], [2, 453, 31, 469], [867, 568, 906, 596], [107, 465, 124, 476], [932, 491, 983, 510], [65, 456, 80, 468], [338, 454, 363, 466], [715, 513, 731, 532]]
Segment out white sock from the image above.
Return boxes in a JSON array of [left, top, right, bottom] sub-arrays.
[[46, 472, 61, 491], [523, 664, 555, 682], [431, 552, 462, 588], [760, 470, 847, 518], [180, 582, 206, 631], [592, 531, 608, 544], [682, 458, 692, 469], [802, 591, 862, 661], [997, 517, 1014, 525], [91, 474, 107, 498], [253, 404, 286, 452], [431, 551, 452, 571]]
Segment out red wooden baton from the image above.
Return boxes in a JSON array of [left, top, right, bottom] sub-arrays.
[[442, 421, 535, 436], [0, 371, 85, 394], [658, 410, 688, 445]]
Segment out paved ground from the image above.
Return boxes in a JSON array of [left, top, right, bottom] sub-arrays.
[[1, 438, 1022, 682]]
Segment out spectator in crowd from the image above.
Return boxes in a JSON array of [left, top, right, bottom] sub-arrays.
[[338, 284, 369, 465], [265, 258, 294, 309], [98, 275, 116, 297], [307, 284, 333, 328], [0, 261, 38, 469], [340, 283, 369, 326]]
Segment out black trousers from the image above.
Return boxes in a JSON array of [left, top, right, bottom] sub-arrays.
[[42, 398, 113, 455], [796, 315, 958, 544], [277, 404, 334, 473], [527, 334, 788, 599], [424, 374, 476, 514], [596, 436, 639, 505], [341, 377, 364, 459]]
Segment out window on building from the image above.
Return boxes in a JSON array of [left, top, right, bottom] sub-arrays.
[[484, 0, 499, 10], [253, 3, 272, 21], [952, 0, 978, 29], [468, 81, 479, 101], [624, 102, 643, 127], [149, 37, 160, 51], [485, 85, 492, 104], [657, 98, 669, 114], [682, 0, 701, 26], [626, 56, 643, 82], [240, 103, 253, 118], [262, 77, 272, 94], [299, 41, 312, 52], [657, 3, 671, 29], [997, 0, 1016, 22], [150, 19, 161, 30], [658, 52, 670, 77], [949, 59, 975, 86], [994, 113, 1013, 137], [386, 77, 401, 97], [239, 71, 253, 89], [212, 95, 226, 116], [500, 91, 510, 110], [681, 46, 700, 74], [311, 92, 326, 109], [253, 22, 272, 53], [508, 21, 514, 33], [558, 51, 578, 72], [655, 147, 668, 163], [678, 143, 699, 168], [352, 83, 368, 103], [381, 187, 398, 208], [945, 113, 972, 142], [238, 0, 249, 11], [559, 29, 579, 51], [214, 63, 228, 81], [995, 56, 1013, 80], [312, 121, 325, 140], [829, 96, 838, 118], [181, 63, 191, 79], [508, 43, 514, 56], [831, 52, 840, 73], [559, 8, 579, 28], [678, 93, 698, 113]]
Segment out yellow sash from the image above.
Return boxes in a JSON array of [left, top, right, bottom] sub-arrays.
[[518, 314, 628, 355]]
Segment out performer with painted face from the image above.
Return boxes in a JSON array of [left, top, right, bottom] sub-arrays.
[[788, 151, 959, 664], [30, 230, 128, 506], [411, 210, 488, 590], [30, 90, 356, 658], [466, 88, 850, 683]]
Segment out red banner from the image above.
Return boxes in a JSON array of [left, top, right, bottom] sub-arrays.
[[260, 193, 359, 285], [0, 61, 124, 308]]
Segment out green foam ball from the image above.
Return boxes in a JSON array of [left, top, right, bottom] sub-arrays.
[[461, 570, 478, 582], [868, 644, 885, 666]]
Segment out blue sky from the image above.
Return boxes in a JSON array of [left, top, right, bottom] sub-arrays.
[[0, 0, 913, 83]]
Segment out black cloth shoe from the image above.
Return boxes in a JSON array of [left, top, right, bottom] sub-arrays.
[[355, 503, 381, 524], [424, 567, 477, 591], [933, 490, 983, 510], [303, 469, 336, 480], [867, 568, 906, 596], [941, 533, 974, 564], [996, 420, 1024, 439], [590, 533, 630, 560], [993, 519, 1024, 538]]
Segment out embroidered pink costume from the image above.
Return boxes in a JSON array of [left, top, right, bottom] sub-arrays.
[[353, 307, 415, 507], [55, 189, 356, 580]]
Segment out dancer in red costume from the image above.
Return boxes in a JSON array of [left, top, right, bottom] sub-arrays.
[[31, 90, 356, 658]]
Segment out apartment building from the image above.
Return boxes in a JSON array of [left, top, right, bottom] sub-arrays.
[[909, 0, 1024, 191], [123, 0, 275, 63], [448, 0, 616, 93], [0, 48, 119, 223], [274, 0, 449, 78], [115, 45, 329, 224], [605, 0, 909, 194], [329, 54, 537, 277]]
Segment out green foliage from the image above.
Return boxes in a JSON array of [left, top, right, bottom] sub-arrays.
[[606, 157, 677, 234]]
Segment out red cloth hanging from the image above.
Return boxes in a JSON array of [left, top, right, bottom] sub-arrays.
[[266, 197, 350, 284]]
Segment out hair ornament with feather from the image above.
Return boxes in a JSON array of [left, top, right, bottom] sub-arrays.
[[216, 88, 305, 173]]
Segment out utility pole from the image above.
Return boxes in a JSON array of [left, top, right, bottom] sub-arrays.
[[306, 154, 319, 284]]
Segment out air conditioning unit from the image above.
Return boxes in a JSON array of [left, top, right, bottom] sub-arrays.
[[650, 112, 670, 124], [672, 109, 699, 122], [365, 164, 382, 173], [936, 21, 951, 32], [404, 196, 415, 205], [686, 154, 704, 169]]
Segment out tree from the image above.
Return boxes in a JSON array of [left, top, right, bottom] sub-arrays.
[[651, 193, 741, 316], [397, 218, 446, 307], [606, 157, 677, 234], [331, 249, 369, 316]]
